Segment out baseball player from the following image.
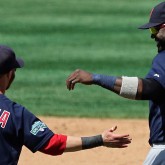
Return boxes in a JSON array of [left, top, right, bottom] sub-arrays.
[[66, 2, 165, 165], [0, 45, 131, 165]]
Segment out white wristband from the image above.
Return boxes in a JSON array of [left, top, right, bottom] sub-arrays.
[[120, 76, 138, 99]]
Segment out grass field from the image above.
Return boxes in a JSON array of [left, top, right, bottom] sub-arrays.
[[1, 0, 162, 118]]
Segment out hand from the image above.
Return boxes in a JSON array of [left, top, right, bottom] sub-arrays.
[[102, 126, 132, 148], [66, 69, 93, 90]]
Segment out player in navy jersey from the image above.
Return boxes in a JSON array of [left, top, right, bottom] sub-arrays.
[[0, 45, 131, 165], [66, 2, 165, 165]]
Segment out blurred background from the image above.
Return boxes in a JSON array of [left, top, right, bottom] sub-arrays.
[[1, 0, 161, 118]]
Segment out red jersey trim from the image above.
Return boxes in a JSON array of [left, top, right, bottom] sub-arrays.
[[39, 134, 67, 155]]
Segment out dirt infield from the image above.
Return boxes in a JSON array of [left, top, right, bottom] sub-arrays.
[[19, 117, 150, 165]]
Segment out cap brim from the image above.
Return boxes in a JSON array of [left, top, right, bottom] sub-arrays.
[[138, 22, 163, 29], [15, 57, 24, 68]]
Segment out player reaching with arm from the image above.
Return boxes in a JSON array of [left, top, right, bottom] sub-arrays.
[[66, 2, 165, 165], [40, 125, 131, 154], [0, 45, 131, 165], [66, 69, 164, 101]]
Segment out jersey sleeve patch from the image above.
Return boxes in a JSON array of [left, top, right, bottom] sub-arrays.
[[30, 121, 47, 136]]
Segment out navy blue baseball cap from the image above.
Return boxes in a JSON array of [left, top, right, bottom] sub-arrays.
[[0, 45, 24, 74], [139, 2, 165, 29]]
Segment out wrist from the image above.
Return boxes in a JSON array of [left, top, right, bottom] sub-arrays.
[[92, 74, 117, 90], [81, 135, 103, 150], [92, 74, 101, 83]]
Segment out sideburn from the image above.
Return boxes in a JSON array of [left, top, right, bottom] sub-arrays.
[[154, 28, 165, 52]]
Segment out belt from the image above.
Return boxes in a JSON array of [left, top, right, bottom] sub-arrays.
[[152, 143, 165, 149]]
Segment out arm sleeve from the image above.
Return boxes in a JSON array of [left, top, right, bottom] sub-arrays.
[[146, 51, 165, 89], [22, 108, 54, 153], [39, 134, 67, 155], [141, 78, 165, 101], [142, 52, 165, 101]]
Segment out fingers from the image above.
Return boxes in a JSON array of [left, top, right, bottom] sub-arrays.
[[66, 70, 79, 90], [108, 126, 131, 140], [69, 81, 75, 90], [66, 69, 92, 90], [113, 134, 131, 139], [110, 125, 117, 132], [67, 78, 77, 90], [105, 143, 130, 148], [107, 142, 130, 148], [104, 137, 132, 148], [112, 135, 132, 145]]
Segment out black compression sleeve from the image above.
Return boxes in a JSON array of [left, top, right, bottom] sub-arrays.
[[81, 135, 104, 150], [142, 78, 165, 101]]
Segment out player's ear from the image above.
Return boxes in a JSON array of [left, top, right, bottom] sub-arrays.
[[6, 69, 15, 79]]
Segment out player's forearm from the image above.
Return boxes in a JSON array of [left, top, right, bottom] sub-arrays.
[[92, 74, 143, 100], [64, 136, 82, 152], [64, 127, 132, 152], [64, 135, 103, 152], [92, 74, 117, 91], [120, 77, 165, 101], [40, 128, 131, 155], [141, 78, 165, 101]]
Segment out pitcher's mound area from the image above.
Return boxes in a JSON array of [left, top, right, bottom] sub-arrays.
[[19, 117, 149, 165]]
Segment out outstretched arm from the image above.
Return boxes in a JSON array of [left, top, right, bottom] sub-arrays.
[[66, 69, 142, 99], [39, 126, 132, 155], [65, 126, 131, 152], [66, 69, 164, 100]]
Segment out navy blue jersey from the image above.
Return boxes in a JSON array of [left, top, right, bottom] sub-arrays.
[[146, 50, 165, 145], [0, 94, 54, 165]]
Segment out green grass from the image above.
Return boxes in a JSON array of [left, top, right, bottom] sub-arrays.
[[1, 0, 162, 118]]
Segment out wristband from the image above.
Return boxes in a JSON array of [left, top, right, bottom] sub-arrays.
[[120, 76, 138, 99], [92, 74, 117, 90], [81, 135, 103, 150]]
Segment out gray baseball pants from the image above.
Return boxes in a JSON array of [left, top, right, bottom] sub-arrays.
[[143, 144, 165, 165]]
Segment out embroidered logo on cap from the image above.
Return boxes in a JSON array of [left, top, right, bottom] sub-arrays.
[[30, 121, 47, 135]]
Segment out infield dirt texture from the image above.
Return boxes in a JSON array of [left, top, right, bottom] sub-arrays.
[[19, 117, 149, 165]]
